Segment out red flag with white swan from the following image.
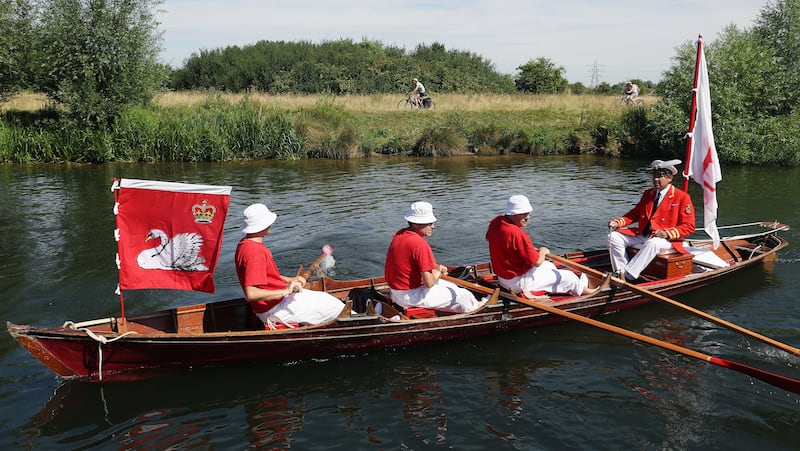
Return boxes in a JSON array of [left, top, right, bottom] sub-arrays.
[[684, 35, 722, 249], [113, 178, 231, 293]]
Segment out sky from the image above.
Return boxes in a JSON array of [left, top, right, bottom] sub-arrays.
[[158, 0, 766, 86]]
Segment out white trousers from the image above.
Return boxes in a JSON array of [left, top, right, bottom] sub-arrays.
[[607, 232, 672, 279], [498, 261, 589, 297], [390, 279, 480, 313], [257, 289, 344, 328]]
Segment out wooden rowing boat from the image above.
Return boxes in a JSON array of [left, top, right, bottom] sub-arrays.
[[7, 221, 790, 383]]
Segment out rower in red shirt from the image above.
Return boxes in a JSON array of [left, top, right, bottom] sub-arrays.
[[486, 195, 599, 297], [235, 203, 346, 329], [385, 201, 481, 313]]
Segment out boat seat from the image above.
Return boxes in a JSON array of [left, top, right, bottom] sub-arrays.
[[405, 307, 438, 319], [387, 300, 450, 319]]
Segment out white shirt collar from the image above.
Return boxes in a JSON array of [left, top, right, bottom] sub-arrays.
[[655, 185, 670, 205]]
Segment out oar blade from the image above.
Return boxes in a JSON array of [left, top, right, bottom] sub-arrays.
[[547, 253, 800, 358], [709, 357, 800, 394], [299, 244, 336, 280], [320, 253, 336, 273]]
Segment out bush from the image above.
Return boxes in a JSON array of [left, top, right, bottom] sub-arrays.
[[296, 96, 359, 159], [413, 126, 468, 157]]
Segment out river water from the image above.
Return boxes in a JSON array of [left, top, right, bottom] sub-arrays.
[[1, 156, 798, 449]]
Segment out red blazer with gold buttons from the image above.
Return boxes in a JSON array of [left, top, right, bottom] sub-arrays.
[[613, 185, 696, 251]]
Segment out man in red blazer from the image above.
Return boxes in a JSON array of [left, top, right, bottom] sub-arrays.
[[607, 159, 696, 280]]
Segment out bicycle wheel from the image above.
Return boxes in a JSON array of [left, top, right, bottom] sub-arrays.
[[398, 99, 414, 110], [426, 99, 435, 109], [633, 98, 645, 106]]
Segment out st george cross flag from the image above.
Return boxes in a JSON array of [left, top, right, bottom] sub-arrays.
[[114, 178, 231, 293], [687, 40, 723, 249]]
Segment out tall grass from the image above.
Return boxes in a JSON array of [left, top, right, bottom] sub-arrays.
[[0, 92, 49, 111], [150, 91, 640, 113], [1, 92, 654, 163], [112, 99, 305, 162]]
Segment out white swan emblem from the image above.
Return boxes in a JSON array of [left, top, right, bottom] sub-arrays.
[[136, 228, 209, 271]]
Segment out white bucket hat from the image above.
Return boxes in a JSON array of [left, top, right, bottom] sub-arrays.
[[649, 159, 681, 175], [241, 203, 278, 234], [404, 201, 437, 224], [505, 195, 533, 216]]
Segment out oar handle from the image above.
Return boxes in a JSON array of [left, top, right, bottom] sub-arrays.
[[546, 253, 800, 358]]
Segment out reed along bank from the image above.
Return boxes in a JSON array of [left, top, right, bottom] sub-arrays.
[[1, 92, 674, 163]]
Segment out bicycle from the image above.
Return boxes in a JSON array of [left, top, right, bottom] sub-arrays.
[[398, 93, 435, 110], [620, 95, 644, 106]]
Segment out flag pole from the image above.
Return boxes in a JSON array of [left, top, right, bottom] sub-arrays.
[[112, 178, 127, 326], [683, 34, 704, 192]]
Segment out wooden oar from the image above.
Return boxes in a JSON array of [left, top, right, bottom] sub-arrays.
[[293, 244, 334, 291], [546, 253, 800, 358], [441, 274, 800, 394]]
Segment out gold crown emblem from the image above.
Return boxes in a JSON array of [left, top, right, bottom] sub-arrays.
[[192, 199, 217, 224]]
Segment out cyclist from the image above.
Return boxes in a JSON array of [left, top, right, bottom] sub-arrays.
[[622, 81, 640, 103], [410, 78, 428, 108]]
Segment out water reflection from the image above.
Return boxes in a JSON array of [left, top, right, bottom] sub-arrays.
[[485, 367, 534, 419], [22, 339, 566, 449], [246, 396, 303, 449], [120, 413, 210, 450], [481, 367, 535, 446], [389, 366, 446, 445], [632, 319, 714, 450], [3, 157, 799, 450]]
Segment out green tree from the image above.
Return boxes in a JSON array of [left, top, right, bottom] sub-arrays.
[[649, 14, 800, 165], [0, 0, 33, 100], [514, 57, 568, 94], [593, 82, 616, 95], [33, 0, 166, 127], [753, 0, 800, 114], [569, 82, 587, 94], [170, 39, 516, 95]]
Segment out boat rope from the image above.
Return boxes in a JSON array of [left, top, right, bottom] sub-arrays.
[[716, 221, 788, 230], [62, 318, 116, 329], [77, 328, 137, 381], [687, 229, 785, 244], [745, 244, 764, 260], [266, 317, 296, 330]]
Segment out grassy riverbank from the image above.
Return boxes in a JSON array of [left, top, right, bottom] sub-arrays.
[[0, 92, 654, 163]]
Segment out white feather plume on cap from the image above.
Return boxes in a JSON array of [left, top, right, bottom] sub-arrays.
[[649, 159, 681, 175]]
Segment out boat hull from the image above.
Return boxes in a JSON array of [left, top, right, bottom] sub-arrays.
[[7, 297, 649, 381], [7, 231, 789, 382]]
